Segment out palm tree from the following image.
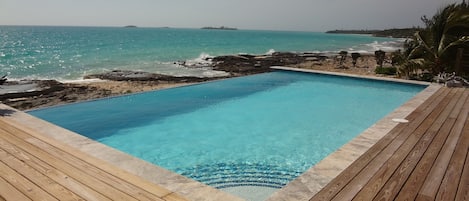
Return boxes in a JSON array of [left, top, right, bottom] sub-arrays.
[[338, 51, 348, 67], [351, 53, 361, 67], [395, 39, 426, 78], [411, 2, 469, 75], [374, 50, 386, 68]]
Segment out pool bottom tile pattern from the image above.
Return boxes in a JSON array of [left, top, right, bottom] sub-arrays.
[[178, 162, 302, 189]]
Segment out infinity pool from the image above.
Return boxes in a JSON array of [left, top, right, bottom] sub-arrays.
[[29, 71, 425, 194]]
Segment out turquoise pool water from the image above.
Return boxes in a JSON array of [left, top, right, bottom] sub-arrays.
[[29, 71, 425, 189]]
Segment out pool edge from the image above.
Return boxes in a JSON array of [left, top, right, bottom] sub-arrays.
[[266, 67, 440, 201], [271, 66, 431, 86]]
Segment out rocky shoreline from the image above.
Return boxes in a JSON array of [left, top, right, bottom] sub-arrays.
[[0, 52, 382, 111]]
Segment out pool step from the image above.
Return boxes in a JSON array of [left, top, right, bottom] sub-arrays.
[[178, 162, 303, 189]]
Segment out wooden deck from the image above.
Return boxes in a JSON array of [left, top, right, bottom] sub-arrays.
[[310, 87, 469, 201], [0, 113, 188, 201]]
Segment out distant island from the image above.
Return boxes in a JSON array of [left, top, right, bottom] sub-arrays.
[[201, 26, 237, 30], [124, 25, 138, 28], [326, 28, 421, 38]]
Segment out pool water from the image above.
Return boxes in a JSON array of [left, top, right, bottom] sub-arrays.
[[29, 71, 425, 191]]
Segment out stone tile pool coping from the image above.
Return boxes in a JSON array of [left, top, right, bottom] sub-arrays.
[[7, 67, 440, 201]]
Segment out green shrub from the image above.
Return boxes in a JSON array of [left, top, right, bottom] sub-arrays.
[[375, 67, 397, 75], [409, 73, 434, 82]]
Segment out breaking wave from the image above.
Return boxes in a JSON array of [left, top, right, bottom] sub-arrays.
[[183, 53, 214, 67], [265, 49, 276, 55], [348, 39, 405, 53]]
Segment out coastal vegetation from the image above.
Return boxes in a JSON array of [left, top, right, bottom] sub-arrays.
[[326, 28, 421, 38], [375, 66, 397, 75], [351, 53, 361, 67], [393, 1, 469, 79], [338, 51, 348, 67], [374, 50, 386, 68], [330, 2, 469, 80]]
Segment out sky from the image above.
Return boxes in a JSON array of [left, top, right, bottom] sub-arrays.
[[0, 0, 461, 31]]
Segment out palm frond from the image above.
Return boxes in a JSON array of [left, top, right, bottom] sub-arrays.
[[440, 37, 469, 54]]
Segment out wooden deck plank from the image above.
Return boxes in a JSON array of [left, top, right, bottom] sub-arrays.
[[0, 122, 165, 201], [0, 174, 33, 201], [0, 130, 112, 201], [316, 88, 454, 201], [0, 117, 183, 201], [336, 88, 462, 201], [0, 146, 84, 201], [351, 88, 468, 201], [436, 96, 469, 201], [19, 137, 163, 201], [309, 87, 451, 201], [372, 89, 468, 201], [395, 88, 468, 201], [0, 130, 135, 201], [310, 87, 469, 201], [29, 139, 165, 201], [0, 160, 58, 201], [416, 89, 469, 200], [455, 146, 469, 201]]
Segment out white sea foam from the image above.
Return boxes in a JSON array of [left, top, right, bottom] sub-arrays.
[[364, 40, 404, 52], [342, 39, 404, 55], [265, 49, 276, 55], [183, 53, 213, 67]]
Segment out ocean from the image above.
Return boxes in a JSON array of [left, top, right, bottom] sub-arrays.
[[0, 26, 402, 81]]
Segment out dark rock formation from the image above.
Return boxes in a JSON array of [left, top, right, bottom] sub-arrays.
[[212, 52, 311, 75], [0, 80, 65, 101], [0, 80, 99, 110], [84, 70, 223, 82]]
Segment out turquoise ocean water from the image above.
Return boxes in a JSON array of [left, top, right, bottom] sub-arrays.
[[0, 26, 402, 81]]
